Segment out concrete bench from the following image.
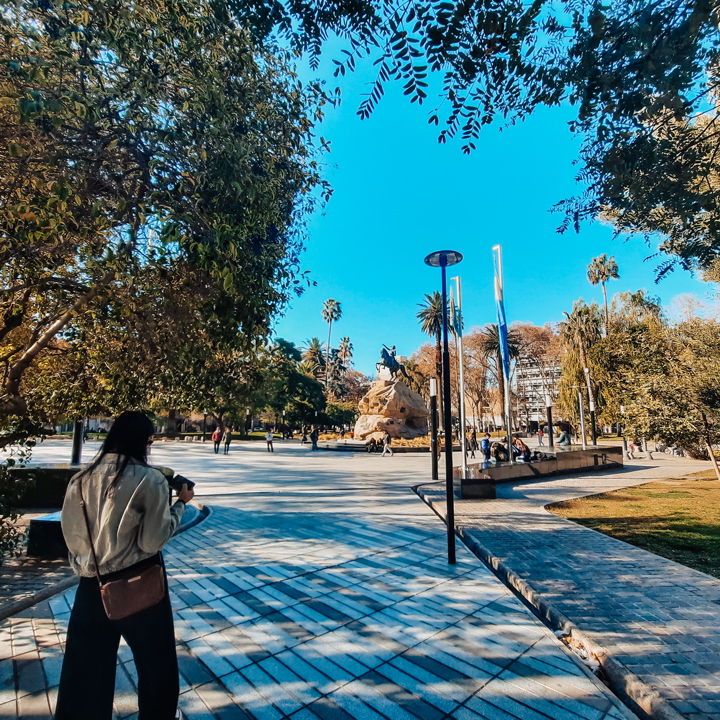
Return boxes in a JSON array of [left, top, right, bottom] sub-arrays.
[[27, 512, 68, 558], [456, 446, 624, 499]]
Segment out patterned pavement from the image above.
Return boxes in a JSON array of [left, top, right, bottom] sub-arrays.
[[418, 456, 719, 720], [0, 440, 635, 719]]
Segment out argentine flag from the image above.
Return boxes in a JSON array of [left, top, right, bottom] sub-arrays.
[[493, 246, 511, 387]]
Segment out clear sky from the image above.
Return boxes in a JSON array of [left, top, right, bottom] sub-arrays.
[[273, 45, 714, 377]]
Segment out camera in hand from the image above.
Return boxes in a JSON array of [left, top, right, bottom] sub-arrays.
[[166, 473, 195, 493]]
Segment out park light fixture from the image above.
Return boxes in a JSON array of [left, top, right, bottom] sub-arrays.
[[429, 378, 438, 481], [424, 249, 463, 565], [545, 394, 554, 448]]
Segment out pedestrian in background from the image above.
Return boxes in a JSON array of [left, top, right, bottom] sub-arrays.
[[381, 431, 394, 457], [212, 427, 222, 454], [310, 427, 319, 451], [265, 430, 274, 453], [538, 428, 544, 446], [222, 428, 232, 455], [56, 411, 193, 720], [481, 433, 491, 462]]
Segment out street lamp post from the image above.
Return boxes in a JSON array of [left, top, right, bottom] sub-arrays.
[[584, 367, 597, 445], [545, 394, 554, 448], [620, 405, 628, 457], [425, 249, 463, 565], [429, 377, 438, 480], [578, 391, 587, 450], [71, 418, 83, 465]]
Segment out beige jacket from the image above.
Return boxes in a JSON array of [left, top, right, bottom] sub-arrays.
[[61, 455, 185, 577]]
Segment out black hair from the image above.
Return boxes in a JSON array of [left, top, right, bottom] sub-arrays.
[[76, 411, 155, 494]]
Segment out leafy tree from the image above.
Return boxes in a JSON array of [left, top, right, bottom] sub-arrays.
[[587, 255, 619, 336], [338, 337, 354, 368], [301, 337, 326, 380], [228, 0, 720, 271], [559, 300, 602, 424], [607, 318, 720, 479], [0, 0, 328, 420], [325, 401, 358, 428], [258, 339, 326, 426], [321, 299, 342, 387], [416, 292, 444, 386]]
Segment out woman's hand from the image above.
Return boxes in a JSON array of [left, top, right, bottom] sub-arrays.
[[177, 484, 195, 504]]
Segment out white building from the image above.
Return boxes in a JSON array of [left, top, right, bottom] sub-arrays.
[[515, 357, 561, 425]]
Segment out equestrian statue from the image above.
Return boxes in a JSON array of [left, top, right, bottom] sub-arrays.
[[376, 344, 410, 382]]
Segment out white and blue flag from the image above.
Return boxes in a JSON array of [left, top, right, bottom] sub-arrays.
[[493, 246, 511, 387]]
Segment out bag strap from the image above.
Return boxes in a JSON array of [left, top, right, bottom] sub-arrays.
[[77, 474, 104, 586]]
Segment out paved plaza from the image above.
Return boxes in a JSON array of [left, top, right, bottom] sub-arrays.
[[419, 455, 720, 720], [0, 439, 633, 719]]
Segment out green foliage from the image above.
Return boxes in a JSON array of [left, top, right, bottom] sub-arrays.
[[614, 319, 720, 465], [558, 299, 602, 421], [325, 401, 358, 428], [0, 417, 40, 561], [257, 339, 326, 424], [0, 0, 329, 417], [231, 0, 720, 271]]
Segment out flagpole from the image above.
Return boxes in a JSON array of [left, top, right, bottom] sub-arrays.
[[493, 245, 514, 464], [452, 277, 468, 479]]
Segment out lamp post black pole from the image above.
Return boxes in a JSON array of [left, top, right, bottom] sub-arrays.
[[71, 418, 83, 465], [425, 249, 462, 565], [439, 254, 456, 564], [545, 395, 554, 448], [430, 377, 438, 480]]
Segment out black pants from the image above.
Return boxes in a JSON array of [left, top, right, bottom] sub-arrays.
[[55, 572, 179, 720], [267, 441, 273, 452], [224, 442, 230, 454], [214, 440, 220, 453]]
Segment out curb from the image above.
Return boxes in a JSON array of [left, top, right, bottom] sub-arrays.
[[0, 503, 212, 624], [0, 574, 79, 624], [415, 487, 685, 720]]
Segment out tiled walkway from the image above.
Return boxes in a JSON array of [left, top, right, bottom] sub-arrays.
[[418, 457, 719, 720], [0, 440, 635, 719]]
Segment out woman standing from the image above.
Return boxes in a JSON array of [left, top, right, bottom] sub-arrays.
[[56, 411, 194, 720]]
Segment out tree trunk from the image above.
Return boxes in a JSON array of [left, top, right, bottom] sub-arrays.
[[0, 272, 115, 416], [602, 282, 609, 338], [326, 320, 333, 387], [577, 335, 596, 409], [701, 413, 720, 481]]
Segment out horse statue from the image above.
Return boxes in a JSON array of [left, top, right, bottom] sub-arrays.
[[376, 344, 410, 382]]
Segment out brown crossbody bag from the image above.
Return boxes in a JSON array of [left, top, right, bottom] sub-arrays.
[[78, 475, 166, 620]]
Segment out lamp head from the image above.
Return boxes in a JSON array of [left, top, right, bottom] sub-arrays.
[[424, 250, 463, 268]]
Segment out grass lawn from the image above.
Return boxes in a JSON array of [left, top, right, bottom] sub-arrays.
[[546, 471, 720, 578]]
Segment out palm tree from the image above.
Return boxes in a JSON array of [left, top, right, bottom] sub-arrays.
[[322, 298, 342, 386], [338, 337, 353, 369], [560, 300, 602, 415], [302, 337, 325, 380], [416, 292, 444, 385], [587, 254, 619, 336], [480, 324, 520, 427]]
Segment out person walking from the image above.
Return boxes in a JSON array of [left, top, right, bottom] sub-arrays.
[[222, 427, 232, 455], [381, 431, 394, 457], [265, 430, 274, 453], [537, 428, 544, 446], [310, 427, 319, 451], [211, 427, 222, 454], [481, 433, 491, 462], [469, 429, 477, 459], [465, 430, 475, 459], [56, 411, 193, 720]]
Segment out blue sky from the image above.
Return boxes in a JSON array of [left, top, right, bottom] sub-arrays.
[[274, 47, 714, 376]]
